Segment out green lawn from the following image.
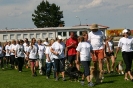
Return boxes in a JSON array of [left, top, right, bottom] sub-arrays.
[[0, 52, 133, 88]]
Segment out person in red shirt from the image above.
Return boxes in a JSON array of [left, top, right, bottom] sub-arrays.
[[66, 32, 79, 70]]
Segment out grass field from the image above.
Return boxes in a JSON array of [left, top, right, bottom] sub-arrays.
[[0, 52, 133, 88]]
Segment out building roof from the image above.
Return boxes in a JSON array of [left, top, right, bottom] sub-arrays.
[[73, 24, 109, 29]]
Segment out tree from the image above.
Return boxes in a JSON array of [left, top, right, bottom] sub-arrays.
[[32, 0, 65, 28]]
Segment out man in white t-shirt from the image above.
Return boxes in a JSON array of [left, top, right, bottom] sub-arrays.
[[88, 24, 105, 77]]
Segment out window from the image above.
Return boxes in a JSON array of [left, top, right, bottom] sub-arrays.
[[58, 32, 62, 35], [30, 34, 34, 39], [17, 34, 21, 39], [23, 34, 28, 39], [3, 35, 8, 40], [36, 33, 40, 39], [49, 33, 53, 38], [10, 34, 14, 39], [62, 32, 66, 37], [79, 31, 83, 36], [42, 33, 47, 38]]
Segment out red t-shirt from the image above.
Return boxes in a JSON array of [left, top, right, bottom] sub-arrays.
[[66, 37, 78, 55]]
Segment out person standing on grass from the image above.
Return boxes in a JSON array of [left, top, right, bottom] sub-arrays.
[[66, 32, 79, 70], [115, 29, 133, 81], [45, 39, 55, 79], [37, 39, 45, 75], [104, 36, 115, 73], [76, 36, 94, 87], [10, 40, 16, 69], [14, 40, 25, 72], [88, 24, 106, 80], [27, 38, 38, 77], [0, 42, 4, 70], [5, 41, 11, 68], [50, 35, 66, 81]]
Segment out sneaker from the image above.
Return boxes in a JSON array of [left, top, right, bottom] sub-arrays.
[[34, 72, 37, 76], [55, 77, 59, 81], [88, 82, 94, 87], [62, 78, 66, 81], [19, 71, 22, 72], [80, 81, 84, 86], [2, 68, 5, 70]]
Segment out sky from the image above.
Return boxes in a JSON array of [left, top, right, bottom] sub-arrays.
[[0, 0, 133, 29]]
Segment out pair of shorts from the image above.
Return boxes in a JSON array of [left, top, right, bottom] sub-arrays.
[[29, 59, 37, 62], [105, 52, 114, 57], [91, 49, 104, 61], [54, 58, 65, 72], [68, 55, 76, 64]]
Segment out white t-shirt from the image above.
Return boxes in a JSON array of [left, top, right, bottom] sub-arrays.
[[76, 42, 92, 61], [0, 46, 3, 57], [51, 41, 65, 59], [45, 46, 54, 63], [118, 37, 133, 52], [28, 45, 38, 59], [5, 45, 10, 56], [10, 44, 16, 55], [88, 30, 105, 50], [106, 41, 114, 52], [15, 44, 25, 57], [38, 44, 45, 59]]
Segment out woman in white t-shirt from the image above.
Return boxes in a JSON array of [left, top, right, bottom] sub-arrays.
[[24, 42, 30, 68], [5, 41, 11, 67], [115, 29, 133, 81], [37, 39, 45, 75], [10, 39, 16, 69], [45, 39, 55, 79], [76, 36, 94, 87], [15, 40, 25, 72], [50, 35, 66, 81], [28, 38, 38, 77]]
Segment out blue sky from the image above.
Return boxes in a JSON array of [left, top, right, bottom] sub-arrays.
[[0, 0, 133, 29]]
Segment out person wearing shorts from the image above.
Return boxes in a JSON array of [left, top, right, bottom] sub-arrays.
[[27, 38, 38, 77], [88, 24, 106, 77], [51, 35, 66, 81], [105, 36, 115, 73], [76, 36, 94, 87], [66, 32, 78, 69]]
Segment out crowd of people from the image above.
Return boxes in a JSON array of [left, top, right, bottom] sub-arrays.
[[0, 24, 133, 87]]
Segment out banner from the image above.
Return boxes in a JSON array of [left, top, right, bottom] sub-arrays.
[[106, 29, 123, 37]]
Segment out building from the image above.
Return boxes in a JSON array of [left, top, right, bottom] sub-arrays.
[[0, 24, 109, 42]]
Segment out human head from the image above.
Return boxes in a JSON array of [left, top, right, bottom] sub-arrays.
[[70, 32, 75, 39], [57, 35, 62, 42], [12, 39, 16, 45], [37, 39, 42, 45], [122, 29, 129, 37], [82, 31, 88, 41], [127, 29, 131, 35], [90, 24, 99, 32], [19, 39, 24, 45], [50, 39, 55, 46], [31, 38, 36, 45]]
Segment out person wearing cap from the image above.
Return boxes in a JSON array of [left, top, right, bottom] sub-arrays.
[[88, 24, 106, 79], [50, 35, 66, 81], [115, 29, 133, 81], [66, 32, 79, 70]]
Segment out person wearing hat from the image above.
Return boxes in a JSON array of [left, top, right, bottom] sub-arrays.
[[115, 29, 133, 81], [50, 35, 66, 81], [88, 24, 106, 80]]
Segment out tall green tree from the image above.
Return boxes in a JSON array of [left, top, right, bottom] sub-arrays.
[[32, 0, 65, 28]]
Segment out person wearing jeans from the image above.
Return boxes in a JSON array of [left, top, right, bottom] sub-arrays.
[[45, 39, 55, 79]]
